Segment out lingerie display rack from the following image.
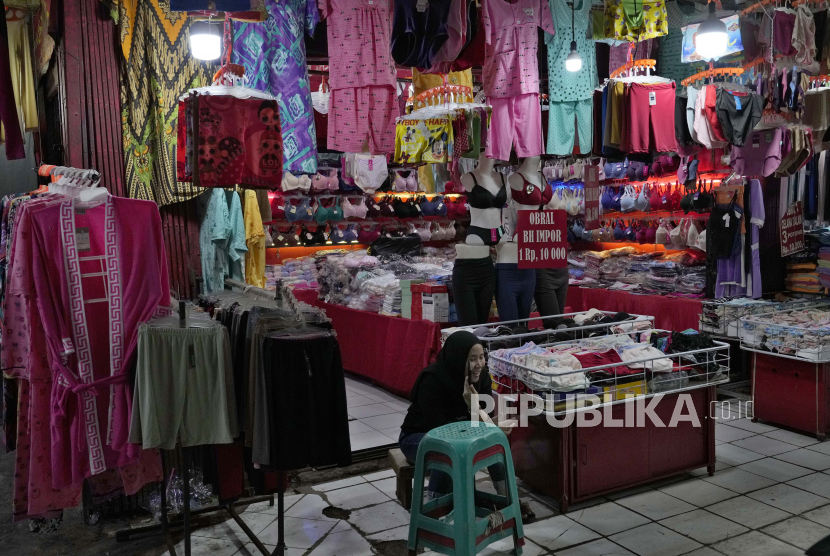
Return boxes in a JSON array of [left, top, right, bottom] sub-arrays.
[[681, 68, 745, 87], [740, 304, 830, 362], [700, 295, 825, 338], [609, 59, 657, 79]]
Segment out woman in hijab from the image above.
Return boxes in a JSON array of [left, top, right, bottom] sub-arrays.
[[399, 330, 520, 508]]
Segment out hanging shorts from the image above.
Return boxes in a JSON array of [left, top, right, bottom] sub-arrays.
[[547, 98, 593, 156], [128, 325, 238, 450], [487, 93, 543, 161], [328, 86, 399, 154], [626, 82, 677, 153]]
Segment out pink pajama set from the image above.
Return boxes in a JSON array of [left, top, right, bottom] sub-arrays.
[[482, 0, 554, 160], [319, 0, 400, 154]]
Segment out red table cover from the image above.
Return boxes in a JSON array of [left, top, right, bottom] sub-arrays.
[[566, 287, 702, 332], [293, 289, 441, 398]]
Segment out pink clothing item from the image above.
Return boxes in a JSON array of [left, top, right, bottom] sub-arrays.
[[318, 0, 397, 90], [328, 86, 399, 154], [31, 196, 167, 489], [486, 92, 543, 160], [730, 128, 784, 177], [482, 0, 555, 98], [625, 82, 677, 153], [427, 0, 468, 73]]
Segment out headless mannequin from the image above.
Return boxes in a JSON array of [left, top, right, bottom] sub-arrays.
[[453, 153, 501, 325], [496, 157, 540, 323]]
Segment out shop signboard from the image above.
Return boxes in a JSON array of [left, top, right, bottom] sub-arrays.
[[780, 201, 805, 257], [516, 209, 568, 269], [584, 165, 600, 230]]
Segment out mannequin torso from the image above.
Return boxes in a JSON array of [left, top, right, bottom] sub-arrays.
[[508, 156, 546, 213], [461, 153, 506, 244], [456, 244, 491, 259]]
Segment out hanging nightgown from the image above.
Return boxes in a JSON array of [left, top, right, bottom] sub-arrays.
[[232, 0, 319, 174], [30, 196, 168, 488]]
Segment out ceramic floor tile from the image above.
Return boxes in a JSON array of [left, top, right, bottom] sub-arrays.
[[348, 403, 399, 419], [190, 512, 276, 541], [359, 412, 406, 431], [716, 425, 758, 443], [368, 525, 409, 542], [348, 420, 374, 435], [522, 515, 601, 552], [478, 537, 545, 556], [737, 457, 813, 482], [706, 496, 792, 529], [325, 482, 390, 510], [349, 430, 396, 451], [731, 435, 800, 457], [235, 542, 303, 556], [713, 531, 803, 556], [605, 485, 654, 500], [566, 501, 651, 536], [360, 389, 407, 404], [689, 461, 732, 476], [363, 469, 395, 481], [521, 496, 555, 521], [609, 523, 702, 556], [746, 483, 830, 514], [700, 467, 778, 494], [764, 428, 821, 447], [725, 419, 780, 434], [307, 528, 374, 556], [679, 549, 724, 556], [807, 442, 830, 456], [554, 538, 635, 555], [346, 394, 380, 408], [330, 520, 353, 534], [258, 516, 337, 549], [775, 447, 830, 471], [346, 500, 410, 534], [802, 504, 830, 527], [762, 516, 830, 550], [242, 494, 303, 515], [173, 536, 243, 556], [716, 443, 768, 466], [658, 478, 739, 507], [614, 490, 697, 520], [372, 477, 397, 498], [378, 426, 402, 441], [658, 509, 748, 544], [285, 493, 339, 522], [313, 475, 366, 492], [382, 400, 410, 412]]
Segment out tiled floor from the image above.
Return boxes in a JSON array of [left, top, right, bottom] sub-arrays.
[[177, 401, 830, 555], [345, 374, 409, 451]]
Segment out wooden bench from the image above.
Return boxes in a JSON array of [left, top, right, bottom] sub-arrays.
[[388, 448, 414, 510]]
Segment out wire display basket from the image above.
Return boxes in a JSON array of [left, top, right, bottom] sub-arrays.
[[739, 304, 830, 362], [699, 294, 825, 338], [442, 311, 655, 350], [488, 330, 730, 416]]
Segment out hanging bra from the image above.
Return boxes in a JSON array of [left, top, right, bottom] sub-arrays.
[[626, 161, 649, 182], [342, 196, 368, 219], [692, 184, 713, 212], [687, 220, 701, 249], [314, 197, 343, 224], [357, 224, 381, 244], [365, 196, 382, 218], [511, 173, 553, 206], [546, 186, 567, 211], [285, 196, 315, 222], [625, 223, 637, 242], [572, 220, 585, 239], [635, 224, 647, 244], [411, 222, 432, 242], [312, 168, 340, 192], [644, 225, 657, 244], [467, 173, 507, 209], [377, 196, 396, 217], [620, 186, 636, 213], [604, 160, 627, 180], [680, 187, 695, 214], [613, 222, 626, 241], [331, 223, 360, 243], [393, 197, 418, 218], [562, 187, 580, 216], [634, 185, 650, 212], [282, 173, 312, 193], [601, 186, 622, 212], [272, 225, 301, 247], [446, 196, 469, 218], [649, 185, 664, 211], [394, 169, 419, 192], [696, 228, 707, 251], [300, 224, 328, 246], [420, 195, 447, 216], [270, 193, 286, 220]]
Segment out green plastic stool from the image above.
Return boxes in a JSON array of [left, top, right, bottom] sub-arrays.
[[407, 421, 524, 556]]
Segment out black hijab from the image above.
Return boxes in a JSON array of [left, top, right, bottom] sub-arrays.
[[409, 330, 485, 402]]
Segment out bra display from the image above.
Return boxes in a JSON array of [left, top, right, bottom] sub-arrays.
[[467, 173, 507, 210], [312, 168, 340, 192], [601, 186, 622, 212], [377, 196, 396, 217], [365, 196, 382, 218], [272, 225, 301, 247], [419, 195, 447, 216], [620, 186, 636, 213], [270, 193, 286, 220], [393, 197, 419, 218], [282, 173, 312, 193], [511, 173, 553, 206], [446, 196, 469, 218], [357, 224, 381, 244], [394, 169, 419, 192], [634, 185, 650, 211], [285, 196, 315, 222], [342, 196, 369, 219], [626, 161, 648, 182], [300, 224, 328, 246], [314, 196, 344, 224]]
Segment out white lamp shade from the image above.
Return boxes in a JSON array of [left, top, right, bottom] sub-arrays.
[[190, 33, 221, 61], [565, 42, 582, 72], [695, 28, 728, 59]]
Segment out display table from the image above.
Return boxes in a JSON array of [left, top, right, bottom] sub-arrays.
[[567, 287, 703, 331], [510, 387, 716, 512], [293, 290, 441, 397], [751, 352, 830, 439]]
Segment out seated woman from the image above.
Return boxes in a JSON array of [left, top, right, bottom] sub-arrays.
[[398, 330, 534, 521]]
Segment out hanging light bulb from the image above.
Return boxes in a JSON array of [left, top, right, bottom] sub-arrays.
[[695, 1, 728, 60], [190, 20, 222, 61], [566, 41, 582, 72]]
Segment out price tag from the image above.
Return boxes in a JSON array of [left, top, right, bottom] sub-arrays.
[[188, 345, 196, 369], [74, 208, 86, 215], [75, 227, 91, 251], [765, 132, 773, 144], [649, 92, 656, 106], [734, 96, 742, 110], [752, 134, 760, 148], [290, 206, 297, 214], [277, 235, 284, 242]]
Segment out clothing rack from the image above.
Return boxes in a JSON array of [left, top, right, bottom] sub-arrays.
[[681, 67, 745, 87], [608, 59, 656, 79]]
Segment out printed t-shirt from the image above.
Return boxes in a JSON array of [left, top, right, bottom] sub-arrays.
[[395, 117, 454, 163], [244, 190, 267, 288]]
